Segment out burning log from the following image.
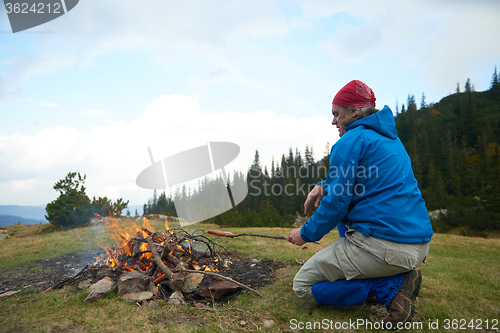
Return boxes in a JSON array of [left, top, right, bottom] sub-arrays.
[[145, 236, 185, 291]]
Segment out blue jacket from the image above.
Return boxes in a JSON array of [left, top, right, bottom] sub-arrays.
[[300, 106, 433, 244]]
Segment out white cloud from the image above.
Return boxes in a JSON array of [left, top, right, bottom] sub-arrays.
[[2, 0, 499, 110], [2, 0, 499, 207], [313, 0, 500, 91], [81, 108, 110, 117], [1, 1, 294, 89], [40, 102, 60, 107], [0, 94, 335, 206]]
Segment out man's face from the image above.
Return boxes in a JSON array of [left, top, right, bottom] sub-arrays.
[[332, 105, 357, 137]]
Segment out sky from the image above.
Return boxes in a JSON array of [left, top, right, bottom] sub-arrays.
[[1, 0, 499, 209]]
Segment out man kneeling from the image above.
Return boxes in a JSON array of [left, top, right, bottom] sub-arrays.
[[287, 80, 433, 328]]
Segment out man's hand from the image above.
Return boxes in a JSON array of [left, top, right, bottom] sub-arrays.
[[304, 184, 326, 216], [287, 228, 306, 246]]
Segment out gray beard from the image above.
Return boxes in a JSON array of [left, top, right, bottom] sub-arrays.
[[342, 116, 357, 129]]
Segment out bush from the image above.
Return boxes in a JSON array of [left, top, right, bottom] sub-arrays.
[[45, 172, 128, 229]]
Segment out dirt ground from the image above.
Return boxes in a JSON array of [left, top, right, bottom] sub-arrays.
[[0, 249, 104, 294]]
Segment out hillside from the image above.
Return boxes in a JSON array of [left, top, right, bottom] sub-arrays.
[[395, 74, 500, 233], [0, 215, 47, 227], [0, 205, 47, 221], [0, 221, 498, 332]]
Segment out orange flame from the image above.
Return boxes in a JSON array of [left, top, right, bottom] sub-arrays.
[[96, 216, 218, 273], [142, 217, 154, 233]]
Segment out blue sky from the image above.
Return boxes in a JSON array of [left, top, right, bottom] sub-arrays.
[[1, 0, 499, 208]]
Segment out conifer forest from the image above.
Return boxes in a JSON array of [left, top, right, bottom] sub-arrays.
[[144, 69, 500, 235]]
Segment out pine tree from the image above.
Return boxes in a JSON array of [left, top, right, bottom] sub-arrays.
[[247, 150, 263, 211], [491, 66, 499, 89], [45, 172, 92, 228], [491, 66, 500, 98], [420, 92, 427, 110]]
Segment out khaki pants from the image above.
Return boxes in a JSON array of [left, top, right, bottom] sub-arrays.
[[293, 230, 429, 307]]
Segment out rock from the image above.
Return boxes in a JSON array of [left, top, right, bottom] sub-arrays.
[[294, 211, 309, 227], [78, 279, 93, 290], [87, 217, 103, 226], [121, 291, 153, 302], [85, 277, 115, 301], [428, 209, 447, 220], [87, 216, 114, 226], [182, 273, 205, 293], [168, 290, 185, 305], [196, 277, 242, 300], [263, 320, 275, 328], [89, 277, 115, 293], [117, 271, 155, 296]]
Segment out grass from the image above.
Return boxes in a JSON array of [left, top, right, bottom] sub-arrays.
[[0, 223, 111, 271], [1, 219, 499, 332]]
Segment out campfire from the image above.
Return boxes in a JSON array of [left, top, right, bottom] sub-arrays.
[[43, 217, 263, 304], [96, 217, 220, 275]]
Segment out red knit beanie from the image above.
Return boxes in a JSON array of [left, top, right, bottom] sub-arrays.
[[332, 80, 376, 108]]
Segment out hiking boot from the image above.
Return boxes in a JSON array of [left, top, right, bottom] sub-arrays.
[[382, 270, 422, 330], [401, 269, 422, 300]]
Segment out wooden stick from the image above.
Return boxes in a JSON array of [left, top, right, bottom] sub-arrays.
[[234, 233, 286, 240], [174, 268, 263, 298], [207, 229, 320, 244], [145, 236, 173, 279], [208, 229, 285, 239], [146, 236, 184, 291]]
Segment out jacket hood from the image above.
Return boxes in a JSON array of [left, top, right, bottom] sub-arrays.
[[346, 105, 398, 139]]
